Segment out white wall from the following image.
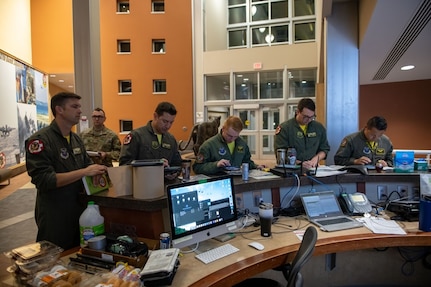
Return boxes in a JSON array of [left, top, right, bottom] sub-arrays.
[[0, 0, 32, 63]]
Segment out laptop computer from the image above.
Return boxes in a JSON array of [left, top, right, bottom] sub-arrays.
[[300, 191, 363, 232]]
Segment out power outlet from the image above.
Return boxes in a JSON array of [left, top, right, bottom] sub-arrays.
[[397, 185, 408, 199], [377, 185, 388, 201], [253, 191, 262, 206]]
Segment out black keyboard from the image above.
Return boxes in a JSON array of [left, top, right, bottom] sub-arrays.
[[317, 217, 352, 225]]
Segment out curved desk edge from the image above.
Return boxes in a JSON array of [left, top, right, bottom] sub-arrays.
[[189, 231, 431, 287]]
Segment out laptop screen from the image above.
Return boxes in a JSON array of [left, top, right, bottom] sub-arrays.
[[301, 191, 343, 219]]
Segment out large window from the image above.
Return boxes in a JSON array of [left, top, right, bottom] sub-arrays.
[[227, 0, 315, 48]]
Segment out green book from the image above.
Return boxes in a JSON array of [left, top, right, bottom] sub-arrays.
[[82, 173, 110, 195]]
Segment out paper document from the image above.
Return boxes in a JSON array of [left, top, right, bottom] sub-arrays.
[[315, 165, 347, 177], [250, 169, 280, 179], [357, 217, 407, 235]]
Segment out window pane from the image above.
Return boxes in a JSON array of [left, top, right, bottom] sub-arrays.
[[229, 7, 246, 24], [273, 25, 289, 43], [295, 22, 315, 41], [288, 69, 316, 98], [152, 39, 165, 52], [260, 71, 283, 99], [118, 40, 130, 53], [252, 27, 269, 45], [238, 110, 256, 130], [240, 134, 256, 154], [152, 0, 165, 12], [271, 1, 288, 19], [229, 0, 245, 5], [206, 75, 230, 101], [294, 0, 315, 16], [153, 80, 166, 93], [117, 1, 129, 13], [229, 30, 247, 47], [235, 73, 257, 100], [119, 80, 132, 93], [120, 120, 133, 132], [251, 3, 268, 22]]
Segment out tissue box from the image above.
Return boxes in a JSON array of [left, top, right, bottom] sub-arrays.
[[394, 151, 414, 173], [415, 159, 428, 171]]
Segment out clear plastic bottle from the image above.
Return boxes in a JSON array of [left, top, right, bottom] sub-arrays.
[[79, 201, 105, 247]]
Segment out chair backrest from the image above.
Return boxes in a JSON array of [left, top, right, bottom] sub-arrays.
[[285, 226, 318, 287]]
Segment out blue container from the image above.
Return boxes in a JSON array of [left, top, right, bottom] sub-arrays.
[[419, 199, 431, 232]]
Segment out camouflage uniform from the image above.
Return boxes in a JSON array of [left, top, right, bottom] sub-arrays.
[[193, 132, 258, 175], [119, 121, 182, 167], [25, 121, 92, 250], [334, 129, 394, 166], [80, 126, 121, 167]]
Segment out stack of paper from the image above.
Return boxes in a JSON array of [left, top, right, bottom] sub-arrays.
[[357, 217, 406, 235]]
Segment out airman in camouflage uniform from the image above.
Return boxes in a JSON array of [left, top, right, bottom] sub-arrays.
[[80, 108, 121, 167]]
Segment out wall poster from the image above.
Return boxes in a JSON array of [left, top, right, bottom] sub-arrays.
[[0, 50, 49, 169]]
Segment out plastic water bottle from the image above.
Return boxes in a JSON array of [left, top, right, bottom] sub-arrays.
[[242, 163, 249, 181], [79, 201, 105, 247]]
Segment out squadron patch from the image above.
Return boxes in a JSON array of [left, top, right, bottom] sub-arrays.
[[28, 139, 44, 154], [237, 146, 244, 153], [340, 139, 347, 147], [275, 126, 281, 135], [218, 147, 227, 156], [123, 134, 132, 145], [196, 153, 204, 163], [362, 147, 371, 155], [152, 141, 160, 149]]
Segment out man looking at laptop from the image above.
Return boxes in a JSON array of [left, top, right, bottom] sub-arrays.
[[334, 116, 393, 167]]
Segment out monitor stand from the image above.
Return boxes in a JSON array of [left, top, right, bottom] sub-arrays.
[[193, 239, 223, 255]]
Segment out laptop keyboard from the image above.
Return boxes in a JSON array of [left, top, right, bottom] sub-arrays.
[[317, 217, 352, 225]]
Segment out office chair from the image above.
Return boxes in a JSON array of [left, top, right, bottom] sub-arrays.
[[233, 226, 318, 287]]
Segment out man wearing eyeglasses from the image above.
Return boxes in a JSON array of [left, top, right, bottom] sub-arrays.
[[334, 116, 393, 167], [274, 98, 330, 170], [80, 107, 121, 167]]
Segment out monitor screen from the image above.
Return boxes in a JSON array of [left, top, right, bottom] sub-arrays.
[[166, 175, 238, 249]]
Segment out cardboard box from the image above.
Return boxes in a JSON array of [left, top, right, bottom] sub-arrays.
[[81, 237, 159, 268], [414, 160, 428, 171], [394, 151, 414, 173]]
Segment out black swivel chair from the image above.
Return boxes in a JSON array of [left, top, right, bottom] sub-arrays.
[[233, 226, 318, 287]]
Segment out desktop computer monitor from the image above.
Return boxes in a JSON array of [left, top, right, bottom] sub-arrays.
[[166, 175, 238, 249]]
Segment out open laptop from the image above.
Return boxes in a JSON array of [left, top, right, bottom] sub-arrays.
[[300, 191, 363, 232]]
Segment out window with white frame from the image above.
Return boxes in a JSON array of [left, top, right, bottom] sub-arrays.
[[227, 0, 315, 48], [152, 0, 165, 13], [117, 40, 131, 53], [120, 120, 133, 132], [153, 80, 166, 93], [118, 80, 132, 93], [117, 0, 129, 13], [152, 39, 165, 53]]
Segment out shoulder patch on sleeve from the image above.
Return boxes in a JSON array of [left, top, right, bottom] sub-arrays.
[[196, 153, 204, 163], [123, 133, 132, 145], [28, 139, 44, 154], [275, 125, 282, 135], [340, 138, 347, 147]]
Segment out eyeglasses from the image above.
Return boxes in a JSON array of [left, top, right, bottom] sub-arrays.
[[301, 112, 316, 121], [92, 115, 105, 119]]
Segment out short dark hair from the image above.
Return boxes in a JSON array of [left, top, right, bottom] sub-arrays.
[[366, 116, 387, 131], [94, 107, 105, 116], [155, 102, 177, 116], [51, 92, 81, 117], [297, 98, 316, 112]]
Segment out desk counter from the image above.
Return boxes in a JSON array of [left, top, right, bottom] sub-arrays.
[[84, 172, 425, 239], [171, 218, 430, 287]]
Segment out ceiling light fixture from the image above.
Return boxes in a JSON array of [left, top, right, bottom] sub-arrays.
[[58, 79, 65, 83], [401, 65, 415, 71]]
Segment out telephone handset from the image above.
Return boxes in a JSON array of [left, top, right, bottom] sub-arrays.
[[339, 192, 372, 215]]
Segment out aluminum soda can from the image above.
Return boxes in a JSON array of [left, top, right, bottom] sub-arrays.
[[242, 163, 249, 181], [159, 232, 171, 249]]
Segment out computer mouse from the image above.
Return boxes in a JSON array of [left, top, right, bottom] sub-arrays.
[[248, 241, 264, 251]]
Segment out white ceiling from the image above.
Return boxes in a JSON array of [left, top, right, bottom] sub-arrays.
[[359, 0, 431, 85], [49, 0, 431, 92]]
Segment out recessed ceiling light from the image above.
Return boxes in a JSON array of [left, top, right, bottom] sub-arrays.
[[68, 85, 74, 88], [401, 65, 415, 71], [49, 74, 56, 78], [58, 79, 65, 83]]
